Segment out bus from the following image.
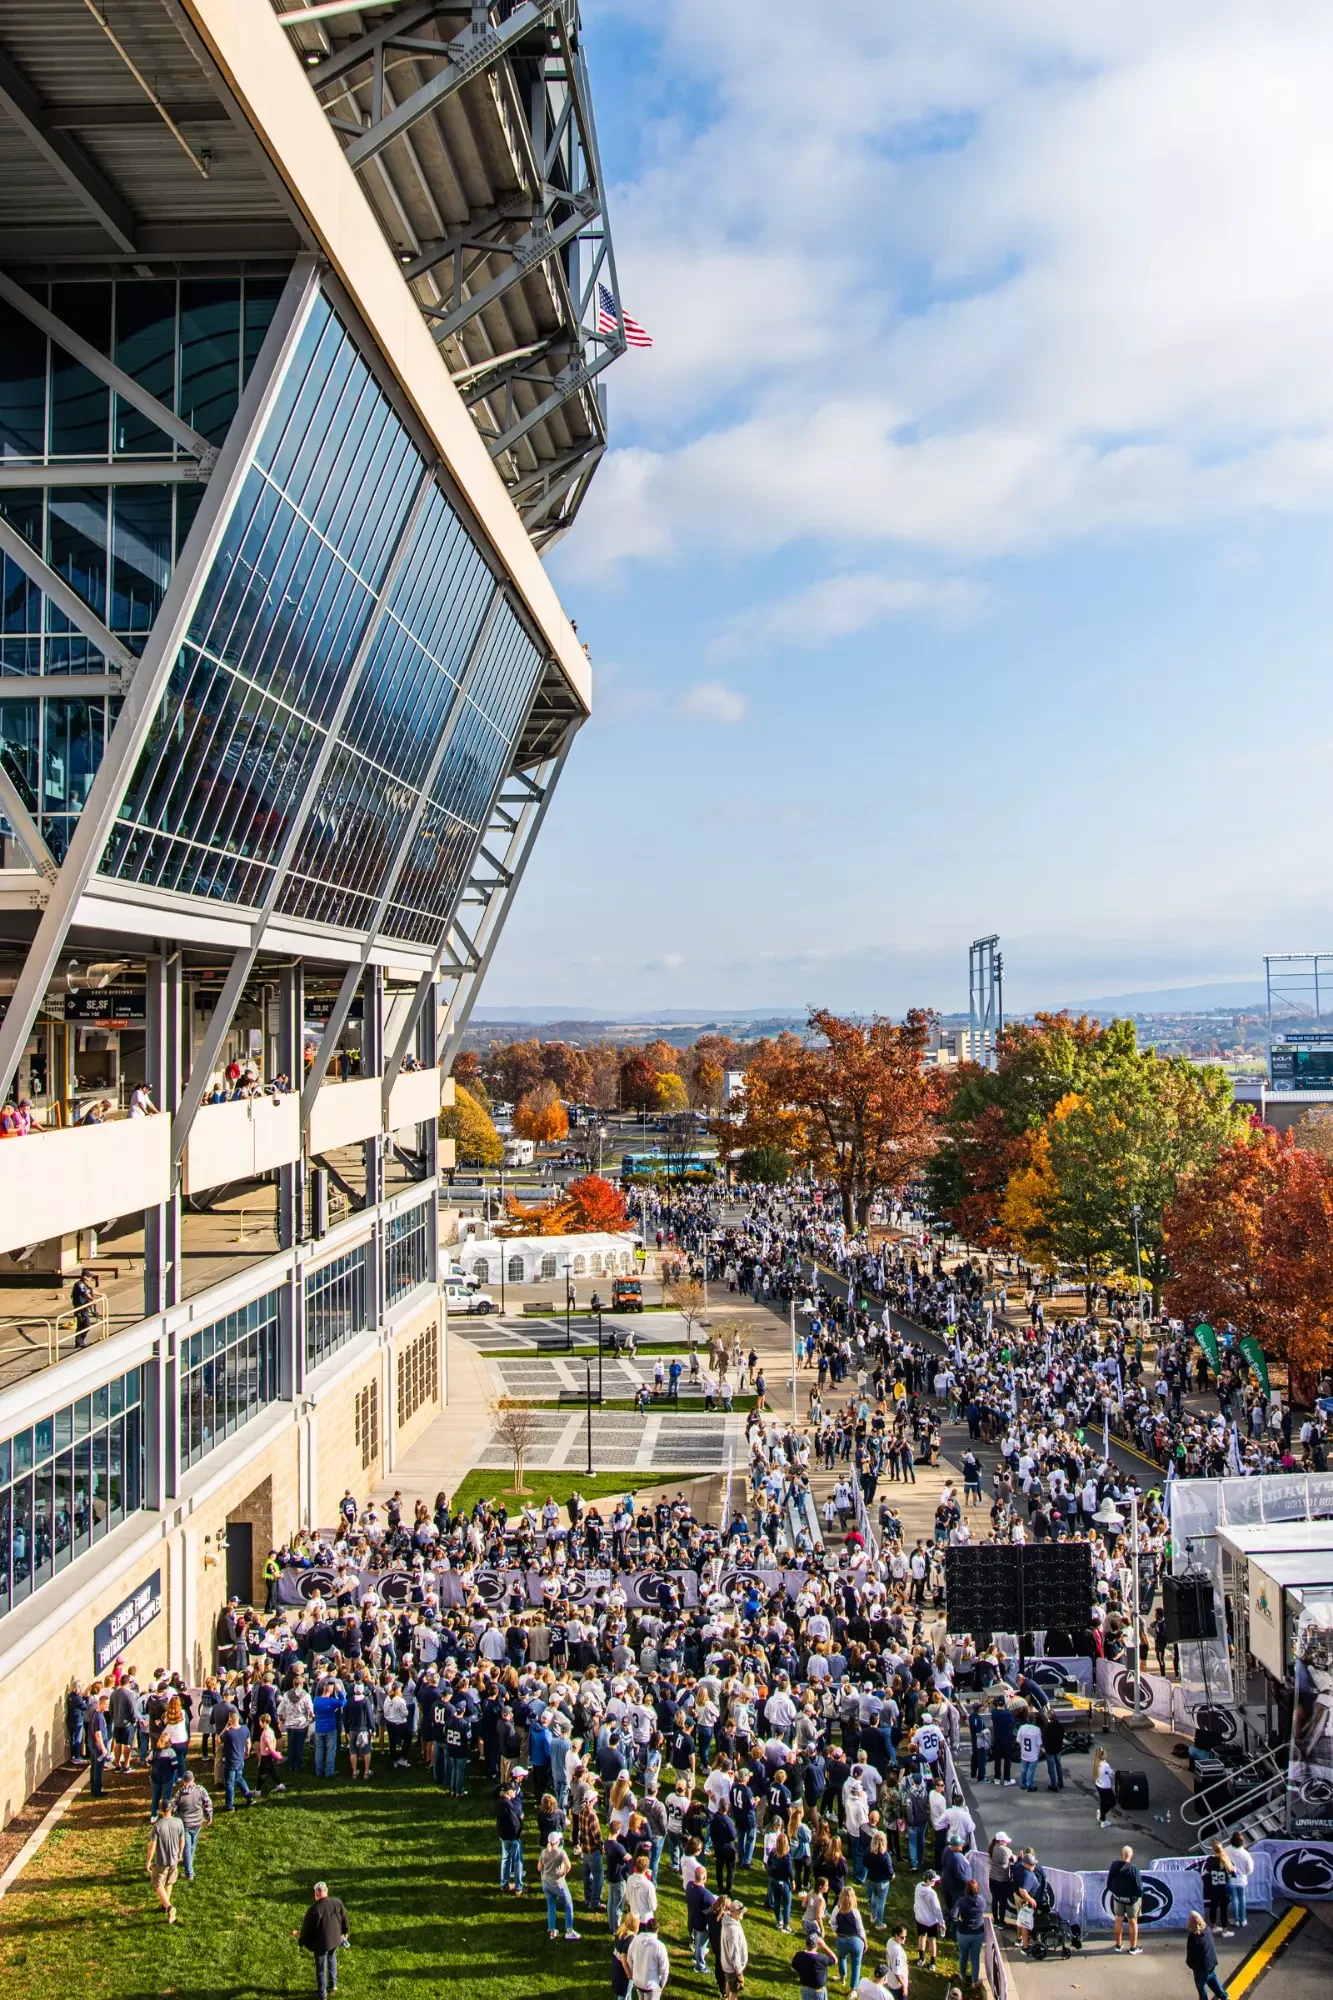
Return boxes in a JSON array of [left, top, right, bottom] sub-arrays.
[[620, 1152, 717, 1181]]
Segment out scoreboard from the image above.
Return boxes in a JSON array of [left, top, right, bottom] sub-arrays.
[[1271, 1037, 1333, 1089]]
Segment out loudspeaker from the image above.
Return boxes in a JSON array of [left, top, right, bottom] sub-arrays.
[[1021, 1543, 1094, 1628], [1162, 1573, 1217, 1643], [1115, 1769, 1149, 1810], [946, 1545, 1022, 1635]]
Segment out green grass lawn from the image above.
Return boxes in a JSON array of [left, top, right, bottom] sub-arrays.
[[0, 1757, 962, 2000], [444, 1468, 716, 1515]]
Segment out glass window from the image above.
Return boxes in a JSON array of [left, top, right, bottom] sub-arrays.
[[47, 485, 108, 623], [179, 279, 241, 444], [385, 1202, 431, 1307], [243, 276, 286, 385], [0, 296, 47, 460], [111, 483, 173, 638], [508, 1254, 524, 1284], [11, 1475, 32, 1604], [305, 1245, 368, 1372], [50, 284, 111, 457], [113, 281, 177, 456], [90, 283, 549, 948], [178, 1290, 282, 1472], [0, 1362, 148, 1622]]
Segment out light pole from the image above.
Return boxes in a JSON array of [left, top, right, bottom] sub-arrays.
[[585, 1358, 595, 1475], [565, 1258, 575, 1352], [1130, 1202, 1145, 1327], [790, 1292, 799, 1424]]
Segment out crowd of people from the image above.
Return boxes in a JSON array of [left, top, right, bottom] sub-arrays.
[[52, 1178, 1316, 1999]]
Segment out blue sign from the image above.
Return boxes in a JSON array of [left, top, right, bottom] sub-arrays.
[[93, 1569, 162, 1674]]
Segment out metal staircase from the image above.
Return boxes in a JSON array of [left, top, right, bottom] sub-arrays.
[[1179, 1747, 1288, 1850]]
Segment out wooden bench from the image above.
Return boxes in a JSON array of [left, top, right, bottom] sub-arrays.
[[522, 1301, 558, 1316], [556, 1388, 600, 1406]]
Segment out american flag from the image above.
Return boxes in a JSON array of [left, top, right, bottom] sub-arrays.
[[597, 282, 653, 348]]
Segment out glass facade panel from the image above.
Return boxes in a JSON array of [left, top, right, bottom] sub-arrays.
[[305, 1244, 369, 1372], [0, 274, 284, 846], [385, 1201, 431, 1307], [0, 299, 46, 460], [50, 284, 111, 458], [0, 1367, 147, 1625], [178, 1291, 282, 1472], [179, 280, 240, 444], [114, 280, 177, 456], [0, 276, 552, 951]]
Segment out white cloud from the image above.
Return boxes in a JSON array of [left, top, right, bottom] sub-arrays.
[[678, 680, 748, 724], [566, 1, 1333, 576], [711, 571, 984, 658]]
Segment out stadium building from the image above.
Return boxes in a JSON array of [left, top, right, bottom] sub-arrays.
[[0, 0, 622, 1821]]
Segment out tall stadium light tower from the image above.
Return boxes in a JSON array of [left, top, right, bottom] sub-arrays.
[[969, 936, 1003, 1070], [1265, 951, 1333, 1082]]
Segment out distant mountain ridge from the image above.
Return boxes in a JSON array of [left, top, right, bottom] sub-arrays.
[[1064, 980, 1268, 1014]]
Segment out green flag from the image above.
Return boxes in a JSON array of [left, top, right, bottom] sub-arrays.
[[1194, 1322, 1220, 1371], [1239, 1335, 1271, 1396]]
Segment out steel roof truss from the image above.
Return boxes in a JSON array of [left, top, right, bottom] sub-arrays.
[[343, 1, 562, 171], [0, 41, 136, 252]]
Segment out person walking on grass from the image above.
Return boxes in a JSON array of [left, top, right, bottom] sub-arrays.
[[540, 1830, 582, 1941], [146, 1800, 185, 1922], [295, 1881, 351, 1999], [173, 1768, 213, 1881], [497, 1772, 526, 1895]]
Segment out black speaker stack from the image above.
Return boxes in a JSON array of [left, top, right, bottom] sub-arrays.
[[945, 1542, 1093, 1636], [1161, 1571, 1218, 1642]]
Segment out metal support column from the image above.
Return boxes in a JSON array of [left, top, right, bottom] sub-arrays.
[[144, 948, 182, 1317], [363, 964, 385, 1217], [278, 962, 304, 1253]]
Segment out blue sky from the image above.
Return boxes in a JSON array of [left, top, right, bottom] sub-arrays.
[[485, 1, 1333, 1018]]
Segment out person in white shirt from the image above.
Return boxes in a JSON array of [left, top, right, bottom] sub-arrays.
[[913, 1878, 945, 1969], [856, 1976, 891, 2000], [1017, 1718, 1044, 1790], [624, 1856, 658, 1925], [885, 1926, 911, 1998], [704, 1766, 733, 1813], [1227, 1834, 1255, 1927], [627, 1926, 670, 2000]]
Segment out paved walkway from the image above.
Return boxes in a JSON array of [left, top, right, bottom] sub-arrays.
[[373, 1327, 494, 1508]]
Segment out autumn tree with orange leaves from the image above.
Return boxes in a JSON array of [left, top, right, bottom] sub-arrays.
[[724, 1008, 936, 1227], [1165, 1125, 1333, 1375], [497, 1173, 628, 1239], [513, 1080, 569, 1143]]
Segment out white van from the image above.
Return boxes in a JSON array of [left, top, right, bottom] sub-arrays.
[[444, 1281, 496, 1315], [503, 1136, 536, 1167]]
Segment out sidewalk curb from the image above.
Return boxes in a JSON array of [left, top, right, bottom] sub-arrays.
[[0, 1765, 89, 1901]]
